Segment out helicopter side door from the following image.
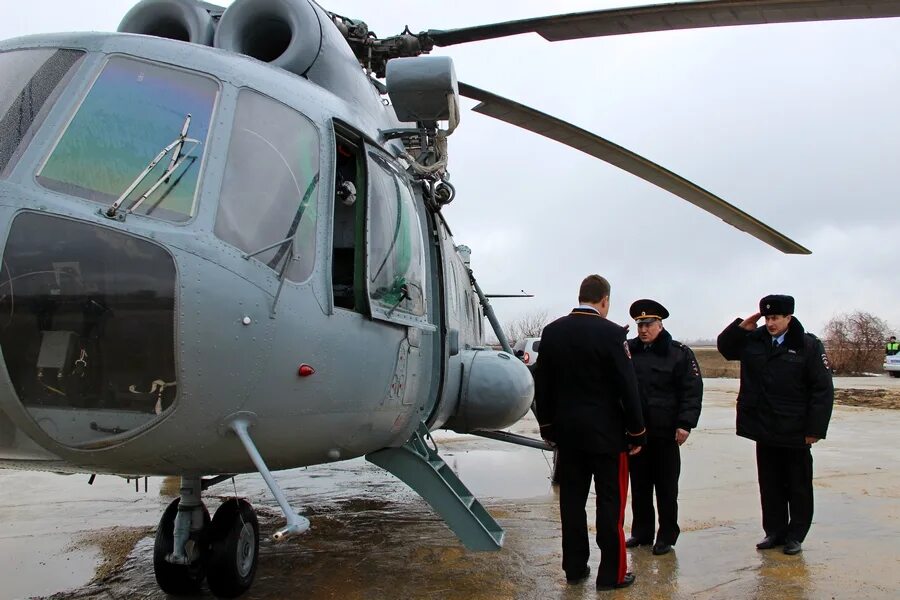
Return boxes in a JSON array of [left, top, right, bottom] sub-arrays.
[[363, 145, 438, 426]]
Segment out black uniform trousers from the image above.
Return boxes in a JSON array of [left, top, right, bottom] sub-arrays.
[[628, 437, 681, 545], [756, 443, 814, 542], [557, 447, 629, 586]]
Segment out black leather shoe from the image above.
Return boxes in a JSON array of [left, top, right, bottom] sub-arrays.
[[783, 540, 802, 555], [597, 572, 635, 591], [565, 565, 590, 584], [756, 535, 785, 550], [652, 542, 673, 555], [625, 537, 652, 548]]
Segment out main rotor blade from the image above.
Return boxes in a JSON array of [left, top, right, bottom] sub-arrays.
[[458, 82, 810, 254], [427, 0, 900, 46]]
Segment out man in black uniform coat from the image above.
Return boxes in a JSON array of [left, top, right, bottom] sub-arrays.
[[534, 275, 646, 591], [717, 294, 834, 556], [625, 299, 703, 556]]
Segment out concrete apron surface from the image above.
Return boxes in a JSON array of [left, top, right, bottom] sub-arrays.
[[0, 377, 898, 599]]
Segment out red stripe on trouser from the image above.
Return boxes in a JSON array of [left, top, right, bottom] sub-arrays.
[[617, 451, 629, 584]]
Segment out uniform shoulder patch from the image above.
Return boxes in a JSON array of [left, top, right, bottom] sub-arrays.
[[821, 352, 831, 371], [623, 341, 632, 359]]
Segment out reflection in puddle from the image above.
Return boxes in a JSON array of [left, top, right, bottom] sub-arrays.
[[443, 448, 555, 500]]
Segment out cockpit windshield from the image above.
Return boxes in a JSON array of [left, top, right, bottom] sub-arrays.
[[37, 56, 218, 222]]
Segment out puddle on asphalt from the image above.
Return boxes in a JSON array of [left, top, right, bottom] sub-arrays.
[[0, 540, 99, 600], [442, 448, 556, 499]]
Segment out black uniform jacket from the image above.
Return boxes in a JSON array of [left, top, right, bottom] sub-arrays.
[[628, 329, 703, 439], [534, 308, 647, 454], [717, 317, 834, 448]]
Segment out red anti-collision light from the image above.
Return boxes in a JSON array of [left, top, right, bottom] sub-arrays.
[[298, 364, 315, 377]]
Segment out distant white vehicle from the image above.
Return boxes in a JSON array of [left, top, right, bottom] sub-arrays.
[[513, 337, 541, 366], [884, 354, 900, 378]]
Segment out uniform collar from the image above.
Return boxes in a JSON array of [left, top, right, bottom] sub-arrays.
[[629, 328, 672, 356], [752, 317, 806, 352]]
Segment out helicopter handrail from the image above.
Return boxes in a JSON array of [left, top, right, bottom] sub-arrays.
[[105, 114, 199, 218]]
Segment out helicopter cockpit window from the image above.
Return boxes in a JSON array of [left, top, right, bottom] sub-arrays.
[[0, 48, 84, 177], [214, 89, 319, 282], [0, 212, 177, 448], [37, 56, 217, 222], [367, 150, 426, 319]]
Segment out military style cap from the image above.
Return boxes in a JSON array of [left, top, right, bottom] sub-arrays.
[[759, 294, 794, 316], [630, 299, 669, 323]]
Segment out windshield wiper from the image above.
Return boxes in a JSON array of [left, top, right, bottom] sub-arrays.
[[105, 114, 199, 218]]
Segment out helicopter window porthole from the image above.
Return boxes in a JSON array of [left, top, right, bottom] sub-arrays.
[[37, 56, 218, 222], [0, 48, 84, 178], [214, 89, 320, 282], [366, 150, 426, 320]]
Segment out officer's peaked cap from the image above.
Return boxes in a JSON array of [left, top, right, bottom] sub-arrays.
[[759, 294, 794, 316], [629, 299, 669, 322]]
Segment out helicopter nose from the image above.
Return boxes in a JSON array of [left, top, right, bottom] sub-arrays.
[[0, 211, 178, 448]]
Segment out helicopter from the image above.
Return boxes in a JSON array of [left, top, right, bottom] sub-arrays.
[[1, 0, 898, 597]]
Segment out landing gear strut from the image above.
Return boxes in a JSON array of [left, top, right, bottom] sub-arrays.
[[153, 494, 210, 594], [152, 476, 261, 598]]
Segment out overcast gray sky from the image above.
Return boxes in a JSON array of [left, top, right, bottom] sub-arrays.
[[3, 0, 899, 341]]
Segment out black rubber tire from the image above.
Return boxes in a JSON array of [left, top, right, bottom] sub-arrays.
[[890, 371, 900, 378], [206, 498, 259, 598], [153, 497, 210, 595]]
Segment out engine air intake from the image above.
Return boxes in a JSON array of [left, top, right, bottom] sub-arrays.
[[118, 0, 216, 46], [214, 0, 322, 76]]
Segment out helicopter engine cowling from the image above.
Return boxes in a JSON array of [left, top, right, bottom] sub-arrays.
[[214, 0, 322, 77], [443, 350, 534, 433], [117, 0, 215, 46]]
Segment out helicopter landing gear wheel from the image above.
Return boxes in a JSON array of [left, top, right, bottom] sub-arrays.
[[153, 497, 210, 595], [206, 498, 259, 598]]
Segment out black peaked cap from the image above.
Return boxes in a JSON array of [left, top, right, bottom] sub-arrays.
[[630, 299, 669, 322]]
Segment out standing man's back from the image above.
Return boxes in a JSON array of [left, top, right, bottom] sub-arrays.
[[539, 312, 641, 454], [534, 274, 646, 591]]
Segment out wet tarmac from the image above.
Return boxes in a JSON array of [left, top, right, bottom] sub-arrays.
[[1, 377, 899, 599]]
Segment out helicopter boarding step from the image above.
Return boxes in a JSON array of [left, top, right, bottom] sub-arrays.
[[365, 422, 503, 551]]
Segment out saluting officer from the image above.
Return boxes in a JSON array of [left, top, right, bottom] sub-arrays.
[[717, 295, 834, 556], [534, 275, 646, 591], [625, 299, 703, 556]]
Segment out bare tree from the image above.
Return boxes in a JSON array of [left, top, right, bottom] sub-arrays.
[[505, 309, 549, 347], [823, 311, 895, 374]]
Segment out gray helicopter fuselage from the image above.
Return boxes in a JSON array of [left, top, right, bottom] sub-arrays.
[[0, 27, 531, 476]]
